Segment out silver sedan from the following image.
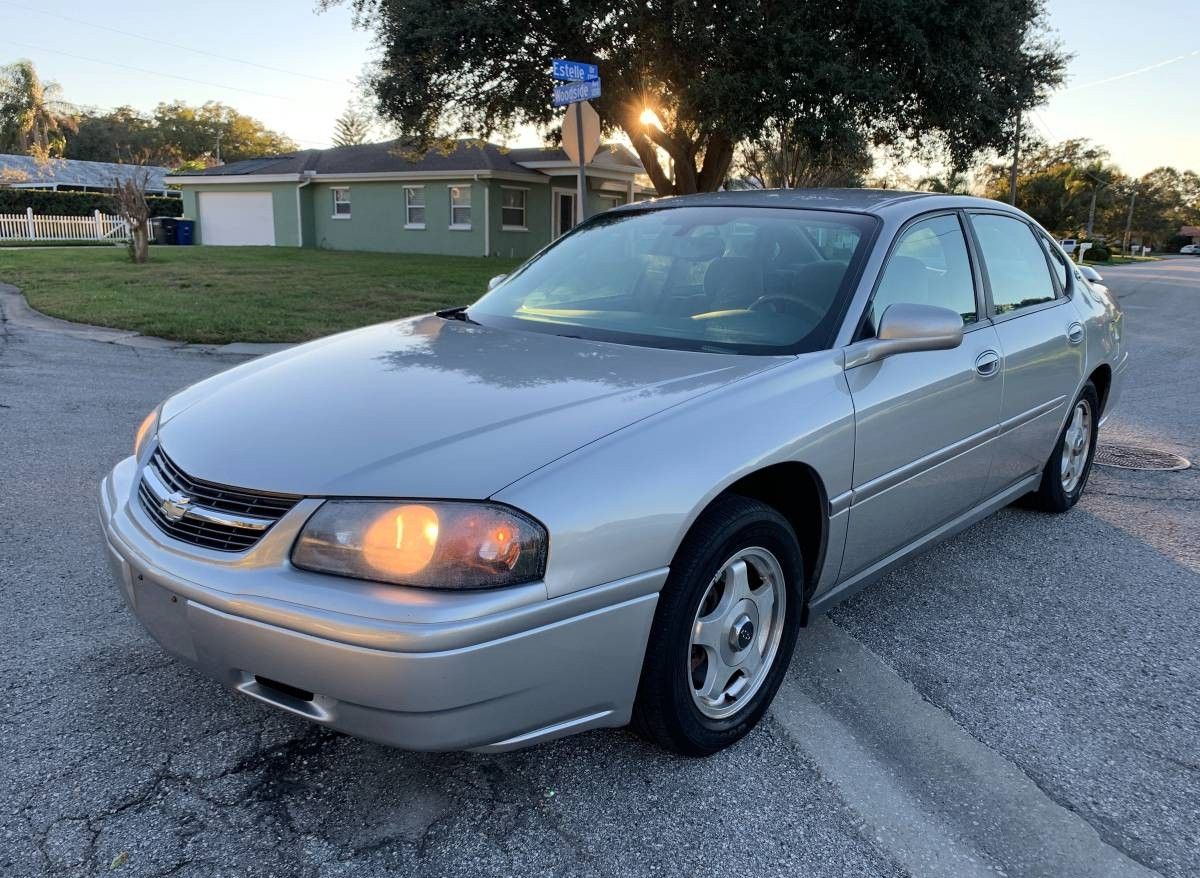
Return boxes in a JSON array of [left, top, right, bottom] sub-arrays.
[[99, 190, 1127, 756]]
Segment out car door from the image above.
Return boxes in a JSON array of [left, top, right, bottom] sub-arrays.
[[840, 212, 1005, 579], [966, 213, 1085, 495]]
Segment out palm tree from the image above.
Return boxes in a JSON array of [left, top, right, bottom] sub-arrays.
[[0, 59, 77, 160], [917, 171, 970, 194]]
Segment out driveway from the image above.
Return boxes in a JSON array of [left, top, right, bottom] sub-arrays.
[[1, 258, 1196, 877]]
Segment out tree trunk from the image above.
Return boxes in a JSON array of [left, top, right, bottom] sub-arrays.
[[128, 221, 149, 264]]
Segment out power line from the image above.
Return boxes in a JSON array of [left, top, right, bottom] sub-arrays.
[[1030, 109, 1057, 143], [1065, 48, 1199, 92], [0, 39, 293, 101], [0, 0, 344, 85]]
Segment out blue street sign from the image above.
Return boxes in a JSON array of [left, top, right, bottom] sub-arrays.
[[552, 59, 599, 82], [552, 78, 602, 107]]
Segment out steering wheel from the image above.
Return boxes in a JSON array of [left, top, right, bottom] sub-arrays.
[[748, 295, 825, 321]]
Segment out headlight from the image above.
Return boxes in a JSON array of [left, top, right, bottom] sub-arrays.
[[134, 407, 160, 457], [291, 501, 548, 589]]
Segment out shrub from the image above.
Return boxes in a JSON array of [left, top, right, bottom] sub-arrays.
[[1081, 240, 1110, 262], [0, 188, 183, 217], [1165, 234, 1191, 253]]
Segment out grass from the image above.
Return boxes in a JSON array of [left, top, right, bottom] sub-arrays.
[[1094, 255, 1162, 265], [0, 246, 522, 344]]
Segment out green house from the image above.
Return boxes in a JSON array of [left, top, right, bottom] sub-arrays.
[[166, 139, 653, 258]]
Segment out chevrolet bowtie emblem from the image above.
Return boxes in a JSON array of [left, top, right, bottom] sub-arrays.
[[160, 490, 192, 522]]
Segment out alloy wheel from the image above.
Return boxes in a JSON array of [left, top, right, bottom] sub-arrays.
[[688, 547, 787, 720], [1060, 399, 1093, 493]]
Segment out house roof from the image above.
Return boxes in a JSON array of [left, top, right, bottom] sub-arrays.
[[172, 138, 643, 179], [1180, 225, 1200, 237], [0, 153, 171, 192]]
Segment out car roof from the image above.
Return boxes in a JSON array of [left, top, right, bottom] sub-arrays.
[[616, 188, 1024, 221]]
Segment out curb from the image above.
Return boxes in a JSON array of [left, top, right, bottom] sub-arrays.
[[0, 283, 294, 357]]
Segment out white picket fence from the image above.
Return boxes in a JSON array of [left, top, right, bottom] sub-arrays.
[[0, 208, 130, 242]]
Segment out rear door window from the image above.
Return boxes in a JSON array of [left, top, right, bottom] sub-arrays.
[[969, 214, 1058, 314]]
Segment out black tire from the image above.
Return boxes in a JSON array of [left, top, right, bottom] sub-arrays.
[[1026, 382, 1100, 513], [632, 494, 803, 756]]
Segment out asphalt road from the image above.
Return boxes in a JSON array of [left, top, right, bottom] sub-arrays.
[[1, 257, 1196, 878]]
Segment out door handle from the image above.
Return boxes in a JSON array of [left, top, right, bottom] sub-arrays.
[[1067, 322, 1084, 345], [975, 350, 1000, 377]]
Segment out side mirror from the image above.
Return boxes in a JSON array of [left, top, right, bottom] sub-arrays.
[[845, 303, 964, 368], [487, 274, 508, 291]]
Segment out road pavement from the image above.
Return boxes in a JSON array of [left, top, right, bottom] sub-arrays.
[[1, 256, 1196, 877]]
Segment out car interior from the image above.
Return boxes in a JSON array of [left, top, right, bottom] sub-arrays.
[[475, 209, 867, 352]]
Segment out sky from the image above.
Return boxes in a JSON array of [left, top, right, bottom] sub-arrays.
[[1, 0, 1196, 177]]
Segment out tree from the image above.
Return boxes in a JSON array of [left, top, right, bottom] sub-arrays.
[[110, 167, 153, 264], [917, 172, 971, 195], [1119, 168, 1200, 248], [978, 138, 1200, 248], [734, 122, 872, 189], [0, 59, 77, 160], [332, 104, 373, 146], [980, 139, 1115, 234], [66, 106, 162, 164], [150, 101, 297, 164], [326, 0, 1066, 195]]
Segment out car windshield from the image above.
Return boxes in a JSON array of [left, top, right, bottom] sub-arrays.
[[468, 206, 875, 354]]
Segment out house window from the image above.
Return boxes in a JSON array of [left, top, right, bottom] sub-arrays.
[[501, 188, 527, 229], [600, 194, 625, 212], [449, 185, 471, 229], [404, 186, 425, 228], [331, 187, 351, 218]]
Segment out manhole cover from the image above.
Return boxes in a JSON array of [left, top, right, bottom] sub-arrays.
[[1094, 443, 1191, 471]]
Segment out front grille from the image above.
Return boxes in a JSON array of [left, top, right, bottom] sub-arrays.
[[138, 447, 300, 552]]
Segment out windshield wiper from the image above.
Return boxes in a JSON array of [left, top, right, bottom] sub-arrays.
[[437, 306, 479, 325]]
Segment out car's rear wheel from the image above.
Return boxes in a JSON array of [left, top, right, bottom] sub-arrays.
[[632, 495, 802, 756], [1026, 382, 1100, 513]]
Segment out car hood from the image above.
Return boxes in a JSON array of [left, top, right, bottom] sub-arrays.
[[158, 315, 782, 499]]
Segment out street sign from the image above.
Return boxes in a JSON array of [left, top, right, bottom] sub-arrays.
[[552, 59, 599, 82], [553, 79, 601, 107], [562, 100, 600, 165], [550, 59, 601, 226]]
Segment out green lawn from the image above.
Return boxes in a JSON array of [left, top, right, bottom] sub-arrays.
[[1092, 255, 1161, 265], [0, 246, 523, 344]]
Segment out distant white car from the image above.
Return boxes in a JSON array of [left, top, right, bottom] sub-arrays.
[[1060, 238, 1077, 254], [1180, 244, 1199, 255]]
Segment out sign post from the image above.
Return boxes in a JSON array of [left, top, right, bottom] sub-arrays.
[[552, 59, 601, 225]]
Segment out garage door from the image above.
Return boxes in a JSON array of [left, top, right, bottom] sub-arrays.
[[198, 191, 275, 246]]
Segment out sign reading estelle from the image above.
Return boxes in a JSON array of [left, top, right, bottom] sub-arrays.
[[551, 59, 601, 223]]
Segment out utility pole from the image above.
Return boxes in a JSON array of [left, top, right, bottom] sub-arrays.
[[1086, 186, 1098, 238], [1123, 187, 1137, 255], [1007, 110, 1021, 206], [574, 100, 588, 224], [215, 131, 222, 165]]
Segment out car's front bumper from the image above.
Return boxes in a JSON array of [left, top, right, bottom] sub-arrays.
[[99, 454, 663, 752]]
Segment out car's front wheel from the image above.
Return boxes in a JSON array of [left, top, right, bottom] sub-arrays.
[[1027, 382, 1100, 513], [632, 495, 802, 756]]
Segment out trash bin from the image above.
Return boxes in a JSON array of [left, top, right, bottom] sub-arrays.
[[159, 217, 179, 245], [175, 219, 195, 246]]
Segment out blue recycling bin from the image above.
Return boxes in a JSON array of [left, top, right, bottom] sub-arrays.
[[175, 219, 195, 245]]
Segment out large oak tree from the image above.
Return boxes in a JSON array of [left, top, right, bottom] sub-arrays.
[[328, 0, 1066, 195]]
